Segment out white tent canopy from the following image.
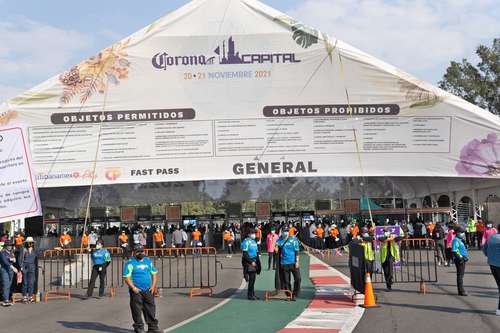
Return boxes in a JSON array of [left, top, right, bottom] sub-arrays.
[[1, 0, 499, 197]]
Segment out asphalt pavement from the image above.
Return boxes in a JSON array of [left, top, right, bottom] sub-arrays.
[[318, 249, 500, 333], [0, 255, 244, 333]]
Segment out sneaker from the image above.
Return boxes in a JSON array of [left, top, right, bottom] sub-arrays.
[[496, 309, 500, 316], [458, 292, 468, 296], [147, 329, 162, 333], [22, 297, 28, 304], [1, 301, 11, 307], [28, 296, 35, 303]]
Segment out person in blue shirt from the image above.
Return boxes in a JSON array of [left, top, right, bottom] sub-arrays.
[[482, 223, 500, 316], [452, 227, 469, 296], [123, 244, 160, 333], [276, 227, 301, 300], [241, 228, 261, 300], [0, 240, 18, 307], [84, 239, 111, 299]]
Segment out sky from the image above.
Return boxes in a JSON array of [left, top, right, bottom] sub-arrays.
[[0, 0, 498, 101]]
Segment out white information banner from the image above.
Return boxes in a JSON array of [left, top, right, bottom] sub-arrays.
[[0, 0, 498, 187], [0, 125, 41, 223]]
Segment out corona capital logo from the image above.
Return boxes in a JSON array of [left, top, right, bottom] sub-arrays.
[[152, 36, 300, 70], [105, 167, 121, 181]]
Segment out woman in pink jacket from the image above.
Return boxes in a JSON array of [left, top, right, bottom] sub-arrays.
[[266, 227, 279, 270], [445, 226, 455, 267], [482, 222, 498, 247]]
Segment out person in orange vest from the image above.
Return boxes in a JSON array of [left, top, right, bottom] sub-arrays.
[[118, 231, 130, 257], [426, 222, 435, 238], [223, 229, 234, 258], [255, 224, 262, 248], [81, 231, 90, 249], [59, 231, 72, 248], [315, 224, 325, 249], [192, 227, 202, 255], [14, 232, 25, 248], [153, 228, 165, 249], [329, 224, 341, 248], [476, 220, 485, 250], [349, 223, 360, 242], [289, 224, 297, 237]]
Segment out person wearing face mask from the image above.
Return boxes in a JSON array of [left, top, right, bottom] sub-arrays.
[[20, 237, 38, 303], [89, 230, 98, 249], [452, 227, 469, 296], [192, 227, 202, 256], [84, 239, 111, 299], [266, 227, 279, 270], [360, 228, 374, 279], [276, 227, 301, 301], [379, 227, 402, 291], [59, 230, 72, 249], [241, 228, 261, 300], [482, 222, 498, 247], [329, 224, 341, 249], [123, 244, 160, 333], [153, 228, 165, 249], [0, 240, 18, 306]]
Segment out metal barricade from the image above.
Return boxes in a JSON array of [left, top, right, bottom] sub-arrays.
[[39, 247, 220, 297], [372, 238, 438, 285], [39, 247, 125, 294], [145, 247, 219, 290]]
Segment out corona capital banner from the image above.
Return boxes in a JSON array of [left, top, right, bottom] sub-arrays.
[[0, 0, 499, 188]]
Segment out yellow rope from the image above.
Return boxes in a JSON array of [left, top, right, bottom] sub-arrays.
[[337, 52, 374, 227], [79, 78, 110, 251]]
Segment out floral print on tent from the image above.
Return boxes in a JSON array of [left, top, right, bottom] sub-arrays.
[[0, 110, 17, 126], [456, 133, 500, 176], [59, 39, 130, 104]]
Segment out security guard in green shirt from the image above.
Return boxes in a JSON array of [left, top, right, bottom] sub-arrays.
[[379, 227, 403, 291], [360, 228, 374, 279], [466, 218, 477, 248]]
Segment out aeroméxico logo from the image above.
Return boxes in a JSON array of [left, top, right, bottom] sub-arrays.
[[152, 36, 300, 70]]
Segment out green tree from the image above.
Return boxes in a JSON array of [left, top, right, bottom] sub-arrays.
[[439, 38, 499, 115]]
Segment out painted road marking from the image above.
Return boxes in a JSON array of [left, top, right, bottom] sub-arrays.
[[280, 255, 364, 333], [311, 276, 349, 285], [163, 278, 246, 333]]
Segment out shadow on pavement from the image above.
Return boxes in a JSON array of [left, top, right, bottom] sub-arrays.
[[57, 321, 132, 333], [377, 302, 494, 316], [437, 283, 497, 290]]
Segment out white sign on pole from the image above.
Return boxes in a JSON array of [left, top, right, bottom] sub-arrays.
[[0, 125, 41, 223]]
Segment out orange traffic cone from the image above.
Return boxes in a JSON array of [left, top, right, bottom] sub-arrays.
[[360, 273, 380, 308]]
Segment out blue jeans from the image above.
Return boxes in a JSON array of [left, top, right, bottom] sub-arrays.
[[22, 265, 36, 297], [0, 268, 13, 301]]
